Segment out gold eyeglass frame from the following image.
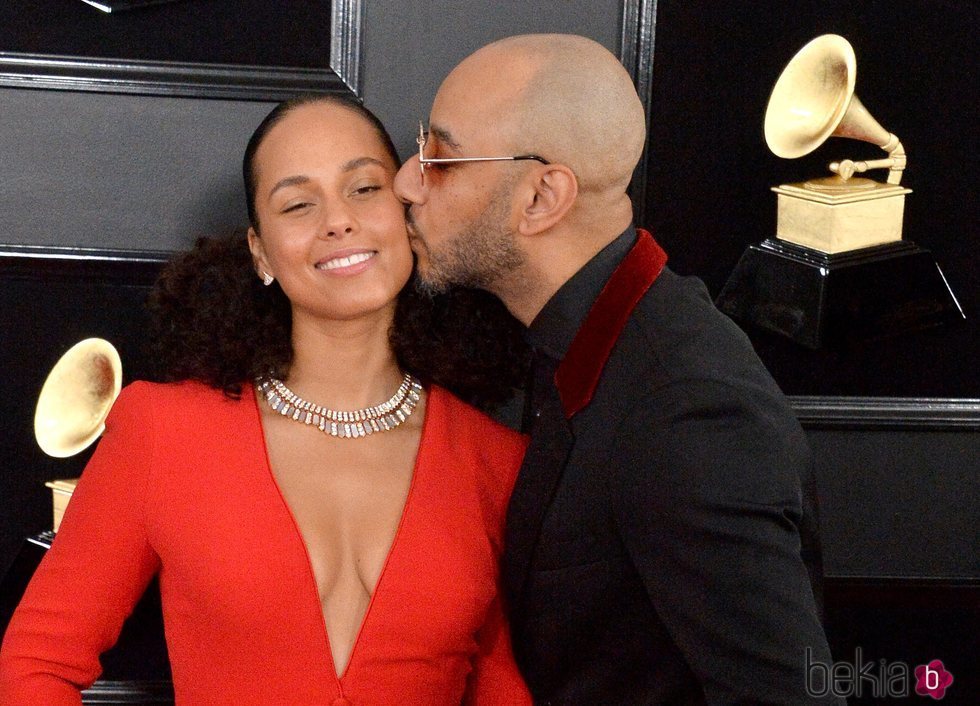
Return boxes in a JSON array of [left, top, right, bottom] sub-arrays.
[[416, 122, 549, 183]]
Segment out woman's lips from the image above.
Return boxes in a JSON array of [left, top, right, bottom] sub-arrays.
[[315, 250, 377, 275]]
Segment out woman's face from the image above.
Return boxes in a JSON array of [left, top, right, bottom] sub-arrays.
[[248, 102, 412, 324]]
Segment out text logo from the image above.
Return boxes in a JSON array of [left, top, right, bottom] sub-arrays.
[[805, 648, 954, 700], [915, 659, 954, 700]]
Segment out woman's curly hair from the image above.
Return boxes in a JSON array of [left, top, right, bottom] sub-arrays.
[[147, 95, 529, 411]]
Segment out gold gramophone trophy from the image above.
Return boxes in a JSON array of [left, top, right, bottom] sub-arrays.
[[716, 34, 963, 348], [34, 337, 122, 531]]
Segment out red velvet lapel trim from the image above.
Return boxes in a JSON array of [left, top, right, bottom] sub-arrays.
[[555, 229, 667, 419]]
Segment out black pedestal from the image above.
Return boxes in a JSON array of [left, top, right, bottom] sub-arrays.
[[716, 239, 964, 348]]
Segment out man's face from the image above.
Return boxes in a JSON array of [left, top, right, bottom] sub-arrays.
[[393, 78, 525, 295]]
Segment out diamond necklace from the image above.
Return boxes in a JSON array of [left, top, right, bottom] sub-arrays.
[[256, 372, 423, 438]]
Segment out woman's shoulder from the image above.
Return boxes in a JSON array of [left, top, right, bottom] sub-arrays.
[[113, 379, 252, 424], [105, 381, 257, 455], [426, 385, 528, 486], [426, 385, 526, 546], [428, 384, 526, 450]]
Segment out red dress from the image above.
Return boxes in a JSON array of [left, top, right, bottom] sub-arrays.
[[0, 381, 531, 705]]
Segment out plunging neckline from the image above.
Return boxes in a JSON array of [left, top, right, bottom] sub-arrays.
[[249, 382, 434, 684]]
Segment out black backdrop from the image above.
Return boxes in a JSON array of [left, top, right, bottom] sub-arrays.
[[642, 0, 978, 397]]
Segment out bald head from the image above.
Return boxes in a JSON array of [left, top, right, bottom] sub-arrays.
[[437, 34, 646, 195]]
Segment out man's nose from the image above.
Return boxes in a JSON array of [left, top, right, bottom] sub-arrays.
[[394, 155, 425, 205]]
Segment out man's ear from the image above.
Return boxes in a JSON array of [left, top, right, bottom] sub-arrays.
[[517, 165, 578, 236], [247, 227, 272, 279]]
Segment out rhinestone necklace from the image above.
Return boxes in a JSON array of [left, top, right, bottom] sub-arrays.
[[256, 372, 423, 439]]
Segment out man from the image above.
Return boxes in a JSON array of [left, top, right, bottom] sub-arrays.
[[394, 34, 840, 704]]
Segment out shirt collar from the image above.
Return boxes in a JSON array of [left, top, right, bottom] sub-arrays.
[[526, 225, 638, 360]]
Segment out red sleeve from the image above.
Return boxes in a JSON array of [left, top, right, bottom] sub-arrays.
[[0, 383, 161, 705], [463, 588, 532, 705]]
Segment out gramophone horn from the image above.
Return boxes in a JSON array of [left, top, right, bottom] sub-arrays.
[[764, 34, 894, 157], [34, 338, 122, 458]]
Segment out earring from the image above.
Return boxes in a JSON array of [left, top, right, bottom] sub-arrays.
[[261, 271, 274, 286]]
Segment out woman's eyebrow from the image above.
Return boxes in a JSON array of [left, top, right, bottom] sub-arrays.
[[268, 175, 310, 198], [342, 156, 386, 172], [267, 157, 385, 198]]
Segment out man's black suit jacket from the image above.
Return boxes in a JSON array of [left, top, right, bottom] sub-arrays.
[[503, 229, 840, 704]]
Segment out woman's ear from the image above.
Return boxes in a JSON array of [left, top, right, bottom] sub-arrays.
[[517, 165, 578, 236], [247, 227, 273, 281]]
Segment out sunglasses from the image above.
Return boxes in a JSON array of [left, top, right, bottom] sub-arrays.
[[416, 121, 549, 185]]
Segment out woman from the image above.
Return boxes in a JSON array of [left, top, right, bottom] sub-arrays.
[[0, 95, 531, 704]]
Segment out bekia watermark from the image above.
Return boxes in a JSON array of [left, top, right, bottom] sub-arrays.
[[806, 647, 954, 700], [914, 659, 955, 700]]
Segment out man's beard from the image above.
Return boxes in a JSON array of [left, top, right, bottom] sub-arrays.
[[410, 185, 524, 297]]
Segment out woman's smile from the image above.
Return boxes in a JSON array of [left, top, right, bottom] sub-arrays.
[[315, 248, 378, 276]]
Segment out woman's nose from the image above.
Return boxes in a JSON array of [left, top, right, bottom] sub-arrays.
[[319, 203, 355, 238]]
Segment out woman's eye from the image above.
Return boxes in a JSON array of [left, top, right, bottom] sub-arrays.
[[281, 202, 312, 213]]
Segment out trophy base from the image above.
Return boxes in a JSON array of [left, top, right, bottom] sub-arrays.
[[773, 179, 911, 254], [715, 239, 964, 349]]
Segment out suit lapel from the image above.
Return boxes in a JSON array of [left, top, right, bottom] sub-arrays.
[[555, 229, 667, 418]]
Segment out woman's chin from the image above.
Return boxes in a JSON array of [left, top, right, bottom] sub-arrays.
[[295, 292, 399, 325]]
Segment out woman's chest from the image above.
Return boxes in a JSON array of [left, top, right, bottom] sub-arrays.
[[143, 439, 501, 660]]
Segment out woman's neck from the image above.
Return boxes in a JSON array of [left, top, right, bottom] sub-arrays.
[[284, 307, 404, 411]]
